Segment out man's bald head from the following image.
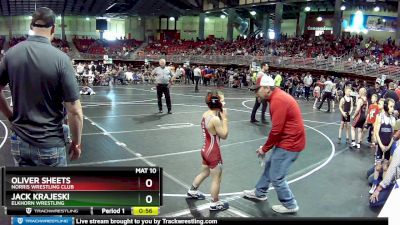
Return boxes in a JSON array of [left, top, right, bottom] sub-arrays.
[[159, 59, 166, 67]]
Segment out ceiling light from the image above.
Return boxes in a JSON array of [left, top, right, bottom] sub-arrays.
[[317, 16, 322, 22], [106, 3, 117, 11], [340, 6, 346, 11], [305, 7, 311, 12], [250, 11, 256, 16], [374, 6, 380, 12], [169, 17, 175, 21]]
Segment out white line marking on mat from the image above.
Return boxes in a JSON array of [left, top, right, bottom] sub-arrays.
[[241, 100, 316, 115], [0, 120, 9, 149], [70, 137, 267, 166], [163, 196, 242, 217], [87, 111, 204, 118], [160, 124, 335, 198], [82, 119, 250, 136], [83, 116, 191, 192]]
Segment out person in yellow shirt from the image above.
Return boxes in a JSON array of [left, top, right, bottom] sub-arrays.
[[274, 73, 282, 87]]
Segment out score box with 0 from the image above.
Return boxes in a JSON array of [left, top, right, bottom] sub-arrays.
[[138, 191, 160, 206]]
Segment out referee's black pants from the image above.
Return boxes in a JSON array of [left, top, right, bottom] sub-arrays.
[[318, 92, 332, 112], [251, 97, 268, 121], [194, 76, 200, 92], [304, 86, 311, 101], [157, 84, 171, 112]]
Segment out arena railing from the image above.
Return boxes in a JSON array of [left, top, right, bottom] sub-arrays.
[[78, 52, 134, 60], [72, 53, 400, 79], [263, 54, 400, 80], [131, 55, 255, 65]]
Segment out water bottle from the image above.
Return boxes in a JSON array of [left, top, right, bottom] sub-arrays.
[[258, 146, 265, 167]]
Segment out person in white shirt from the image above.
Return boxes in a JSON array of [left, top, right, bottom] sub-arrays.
[[317, 77, 334, 112], [250, 62, 269, 123], [152, 59, 173, 114], [175, 65, 182, 82], [125, 71, 133, 83], [76, 63, 84, 76], [193, 66, 202, 92], [80, 86, 95, 95], [303, 73, 313, 101]]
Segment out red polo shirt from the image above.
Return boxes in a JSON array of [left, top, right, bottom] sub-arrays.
[[262, 88, 306, 152]]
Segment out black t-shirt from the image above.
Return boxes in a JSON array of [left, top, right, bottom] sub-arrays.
[[0, 35, 80, 148], [394, 101, 400, 112], [367, 87, 378, 105], [384, 90, 399, 103], [293, 78, 299, 86]]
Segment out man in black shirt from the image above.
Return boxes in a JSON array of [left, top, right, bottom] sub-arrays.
[[0, 7, 83, 167], [383, 82, 399, 103], [367, 78, 384, 105]]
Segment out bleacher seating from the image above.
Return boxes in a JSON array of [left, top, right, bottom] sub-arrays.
[[73, 38, 142, 57], [73, 38, 97, 53], [8, 36, 70, 53], [144, 34, 363, 58], [52, 37, 69, 53], [9, 36, 27, 47], [145, 37, 264, 56], [352, 37, 400, 67]]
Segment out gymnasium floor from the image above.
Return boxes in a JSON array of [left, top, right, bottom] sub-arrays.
[[0, 84, 380, 218]]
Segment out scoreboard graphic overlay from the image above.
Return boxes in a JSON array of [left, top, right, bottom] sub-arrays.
[[1, 167, 162, 216]]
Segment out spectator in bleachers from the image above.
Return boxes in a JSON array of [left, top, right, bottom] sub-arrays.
[[76, 62, 84, 76]]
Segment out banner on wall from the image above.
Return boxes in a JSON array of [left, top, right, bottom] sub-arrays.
[[365, 15, 397, 32], [348, 13, 397, 33]]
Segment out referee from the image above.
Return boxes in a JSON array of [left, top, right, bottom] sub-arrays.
[[250, 62, 269, 123], [152, 59, 173, 114]]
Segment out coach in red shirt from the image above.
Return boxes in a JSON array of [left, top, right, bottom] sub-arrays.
[[243, 75, 306, 214]]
